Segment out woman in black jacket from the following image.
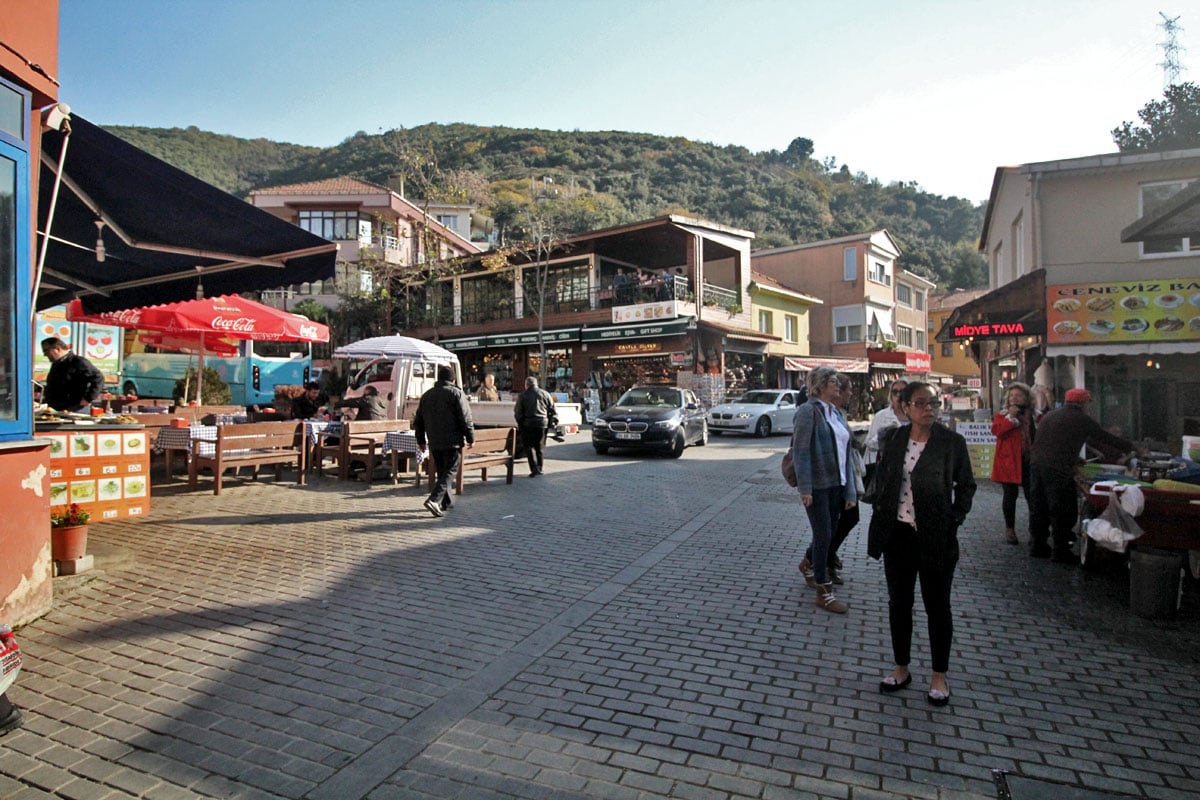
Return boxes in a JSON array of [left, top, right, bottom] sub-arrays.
[[868, 382, 976, 707]]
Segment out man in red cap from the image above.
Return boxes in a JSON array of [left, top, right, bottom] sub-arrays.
[[1027, 387, 1135, 561]]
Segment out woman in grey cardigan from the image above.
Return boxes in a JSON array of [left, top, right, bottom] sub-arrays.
[[792, 366, 857, 614], [868, 382, 976, 706]]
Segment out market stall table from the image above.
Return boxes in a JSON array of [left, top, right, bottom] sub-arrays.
[[383, 430, 429, 486], [153, 425, 217, 476]]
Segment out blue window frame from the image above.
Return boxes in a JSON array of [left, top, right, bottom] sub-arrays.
[[0, 77, 32, 441]]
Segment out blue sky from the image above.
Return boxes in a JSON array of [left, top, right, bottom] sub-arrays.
[[58, 0, 1185, 203]]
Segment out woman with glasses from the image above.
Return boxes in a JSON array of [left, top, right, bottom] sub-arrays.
[[867, 382, 976, 706], [792, 366, 857, 614], [865, 380, 909, 485]]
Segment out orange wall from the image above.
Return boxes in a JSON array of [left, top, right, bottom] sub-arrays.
[[0, 2, 60, 107], [0, 0, 59, 626]]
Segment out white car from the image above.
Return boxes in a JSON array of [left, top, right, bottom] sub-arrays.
[[708, 389, 799, 437]]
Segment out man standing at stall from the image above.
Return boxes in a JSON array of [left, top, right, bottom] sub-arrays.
[[40, 337, 105, 413], [1028, 388, 1136, 562], [414, 365, 474, 517]]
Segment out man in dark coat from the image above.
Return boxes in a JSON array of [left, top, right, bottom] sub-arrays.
[[335, 385, 387, 420], [41, 337, 105, 412], [514, 376, 557, 476], [1027, 388, 1135, 561], [413, 365, 474, 517], [291, 382, 327, 420]]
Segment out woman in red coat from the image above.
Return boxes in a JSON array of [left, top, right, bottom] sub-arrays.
[[991, 382, 1037, 544]]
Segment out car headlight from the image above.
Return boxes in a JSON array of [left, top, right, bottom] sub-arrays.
[[593, 418, 609, 428], [734, 412, 751, 419], [653, 418, 678, 430]]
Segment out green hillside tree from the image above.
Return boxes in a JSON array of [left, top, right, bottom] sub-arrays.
[[1113, 82, 1200, 152]]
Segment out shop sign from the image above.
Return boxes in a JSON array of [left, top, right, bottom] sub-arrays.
[[488, 328, 579, 347], [950, 319, 1035, 338], [616, 342, 660, 354], [904, 351, 931, 372], [670, 352, 692, 366], [1046, 278, 1200, 344], [581, 318, 691, 342], [440, 337, 487, 351], [612, 301, 678, 324]]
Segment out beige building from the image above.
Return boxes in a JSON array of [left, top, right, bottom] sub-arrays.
[[940, 148, 1200, 446], [929, 289, 988, 385], [747, 271, 822, 389], [752, 230, 933, 415], [249, 177, 482, 310]]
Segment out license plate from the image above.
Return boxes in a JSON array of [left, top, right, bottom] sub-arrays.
[[616, 432, 641, 440]]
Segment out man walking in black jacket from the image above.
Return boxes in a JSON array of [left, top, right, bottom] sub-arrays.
[[414, 365, 474, 517], [514, 376, 557, 476]]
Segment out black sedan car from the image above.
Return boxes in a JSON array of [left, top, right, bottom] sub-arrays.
[[591, 386, 708, 457]]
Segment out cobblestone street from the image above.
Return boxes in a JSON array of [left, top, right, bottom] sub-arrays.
[[3, 434, 1199, 800]]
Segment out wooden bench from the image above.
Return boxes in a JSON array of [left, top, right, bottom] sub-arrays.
[[188, 421, 306, 495], [452, 426, 516, 495], [314, 419, 411, 484]]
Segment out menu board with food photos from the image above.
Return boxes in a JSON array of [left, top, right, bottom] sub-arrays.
[[1047, 278, 1200, 345], [38, 426, 150, 521]]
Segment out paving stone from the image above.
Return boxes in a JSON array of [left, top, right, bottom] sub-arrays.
[[3, 442, 1199, 799]]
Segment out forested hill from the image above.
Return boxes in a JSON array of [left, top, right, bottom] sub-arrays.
[[107, 123, 989, 289]]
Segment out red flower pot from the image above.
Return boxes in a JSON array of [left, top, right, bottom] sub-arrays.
[[51, 525, 88, 561]]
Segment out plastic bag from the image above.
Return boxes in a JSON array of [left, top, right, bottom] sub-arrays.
[[1084, 494, 1144, 553]]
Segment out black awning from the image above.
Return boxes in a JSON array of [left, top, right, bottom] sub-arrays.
[[36, 115, 336, 313], [935, 269, 1047, 342]]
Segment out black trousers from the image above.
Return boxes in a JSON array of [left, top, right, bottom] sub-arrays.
[[883, 522, 957, 673], [520, 424, 547, 473], [427, 447, 462, 507], [830, 502, 859, 561], [1029, 463, 1077, 552]]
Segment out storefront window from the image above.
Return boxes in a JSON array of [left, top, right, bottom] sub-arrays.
[[0, 79, 30, 438], [528, 348, 573, 392], [481, 352, 514, 393], [590, 355, 676, 408]]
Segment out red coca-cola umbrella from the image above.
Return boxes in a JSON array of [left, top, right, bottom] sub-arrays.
[[67, 295, 328, 402]]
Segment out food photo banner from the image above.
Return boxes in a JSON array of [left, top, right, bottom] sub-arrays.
[[1046, 278, 1200, 345]]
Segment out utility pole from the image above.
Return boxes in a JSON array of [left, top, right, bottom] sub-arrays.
[[1158, 12, 1186, 90]]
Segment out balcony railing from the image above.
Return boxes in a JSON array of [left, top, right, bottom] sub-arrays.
[[701, 283, 740, 311]]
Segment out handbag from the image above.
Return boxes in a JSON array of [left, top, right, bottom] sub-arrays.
[[781, 447, 797, 487], [860, 455, 883, 504]]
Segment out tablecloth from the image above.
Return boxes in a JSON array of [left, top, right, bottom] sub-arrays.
[[153, 425, 218, 458]]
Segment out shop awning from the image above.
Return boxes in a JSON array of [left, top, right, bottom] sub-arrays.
[[581, 318, 691, 342], [1048, 341, 1200, 358], [1121, 179, 1200, 242], [783, 356, 869, 374], [936, 269, 1047, 342], [36, 115, 337, 313], [438, 328, 581, 351], [870, 309, 895, 340]]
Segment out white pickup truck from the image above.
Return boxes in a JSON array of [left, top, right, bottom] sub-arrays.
[[468, 399, 583, 436]]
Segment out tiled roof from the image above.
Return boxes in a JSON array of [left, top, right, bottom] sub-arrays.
[[929, 287, 990, 311], [251, 177, 390, 195], [749, 270, 823, 303]]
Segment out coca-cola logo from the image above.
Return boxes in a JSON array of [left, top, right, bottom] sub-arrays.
[[298, 324, 319, 339], [212, 316, 256, 332], [103, 310, 143, 325]]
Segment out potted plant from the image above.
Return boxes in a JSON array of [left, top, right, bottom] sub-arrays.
[[50, 503, 90, 561]]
